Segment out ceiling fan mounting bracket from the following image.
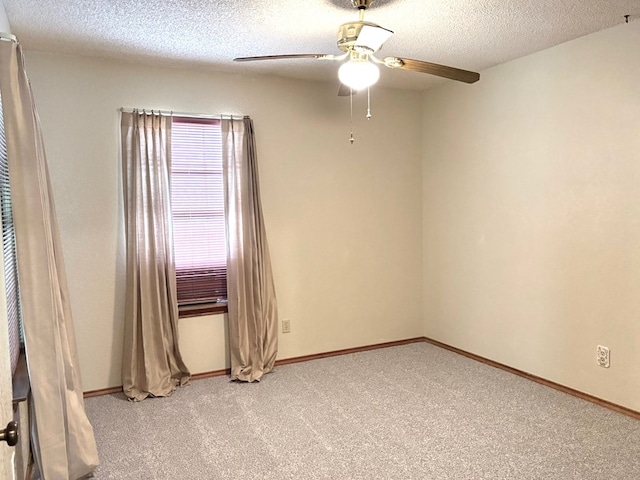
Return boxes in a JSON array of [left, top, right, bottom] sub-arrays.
[[351, 0, 374, 9]]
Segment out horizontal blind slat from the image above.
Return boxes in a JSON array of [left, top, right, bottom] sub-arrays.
[[0, 90, 23, 375], [171, 117, 227, 304]]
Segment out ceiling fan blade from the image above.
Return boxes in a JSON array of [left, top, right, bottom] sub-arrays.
[[384, 57, 480, 84], [234, 54, 337, 62], [356, 24, 394, 52], [337, 83, 359, 96]]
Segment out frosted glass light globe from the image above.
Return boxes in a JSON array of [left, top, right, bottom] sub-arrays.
[[338, 59, 380, 91]]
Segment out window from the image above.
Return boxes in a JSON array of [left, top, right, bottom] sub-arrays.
[[0, 88, 23, 375], [171, 117, 227, 316]]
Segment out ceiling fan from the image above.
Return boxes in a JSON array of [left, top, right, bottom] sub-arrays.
[[234, 0, 480, 94]]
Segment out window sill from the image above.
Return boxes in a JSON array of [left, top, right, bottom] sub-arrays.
[[12, 350, 30, 407], [179, 302, 228, 318]]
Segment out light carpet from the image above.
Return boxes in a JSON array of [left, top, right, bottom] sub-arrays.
[[84, 342, 640, 479]]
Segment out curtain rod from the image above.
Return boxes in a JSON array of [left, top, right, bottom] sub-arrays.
[[119, 108, 247, 120], [0, 33, 17, 43]]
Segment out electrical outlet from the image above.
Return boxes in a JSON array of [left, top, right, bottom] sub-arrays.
[[596, 345, 610, 368], [282, 319, 291, 334]]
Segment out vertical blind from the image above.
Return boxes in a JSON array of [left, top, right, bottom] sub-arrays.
[[171, 117, 227, 304], [0, 89, 23, 375]]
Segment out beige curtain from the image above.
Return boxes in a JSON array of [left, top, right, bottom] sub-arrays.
[[121, 111, 190, 401], [222, 116, 278, 382], [0, 39, 99, 479]]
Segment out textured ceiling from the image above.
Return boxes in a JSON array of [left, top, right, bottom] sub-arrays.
[[2, 0, 637, 90]]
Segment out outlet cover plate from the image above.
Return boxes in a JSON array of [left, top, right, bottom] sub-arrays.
[[282, 319, 291, 334], [596, 345, 610, 368]]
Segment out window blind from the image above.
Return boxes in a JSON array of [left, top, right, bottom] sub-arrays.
[[171, 117, 227, 304], [0, 90, 23, 375]]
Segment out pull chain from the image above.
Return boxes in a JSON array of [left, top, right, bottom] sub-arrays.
[[349, 88, 355, 144], [366, 87, 372, 119]]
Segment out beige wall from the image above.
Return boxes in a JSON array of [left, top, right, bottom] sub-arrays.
[[422, 22, 640, 410], [22, 19, 638, 409], [23, 52, 424, 391], [0, 1, 9, 33]]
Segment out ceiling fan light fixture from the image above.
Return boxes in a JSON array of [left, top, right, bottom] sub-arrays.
[[338, 58, 380, 91]]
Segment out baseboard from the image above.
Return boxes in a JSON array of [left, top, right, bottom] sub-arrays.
[[422, 336, 640, 421], [274, 337, 427, 367], [191, 368, 230, 381], [83, 337, 425, 397], [83, 335, 640, 421], [84, 386, 124, 398]]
